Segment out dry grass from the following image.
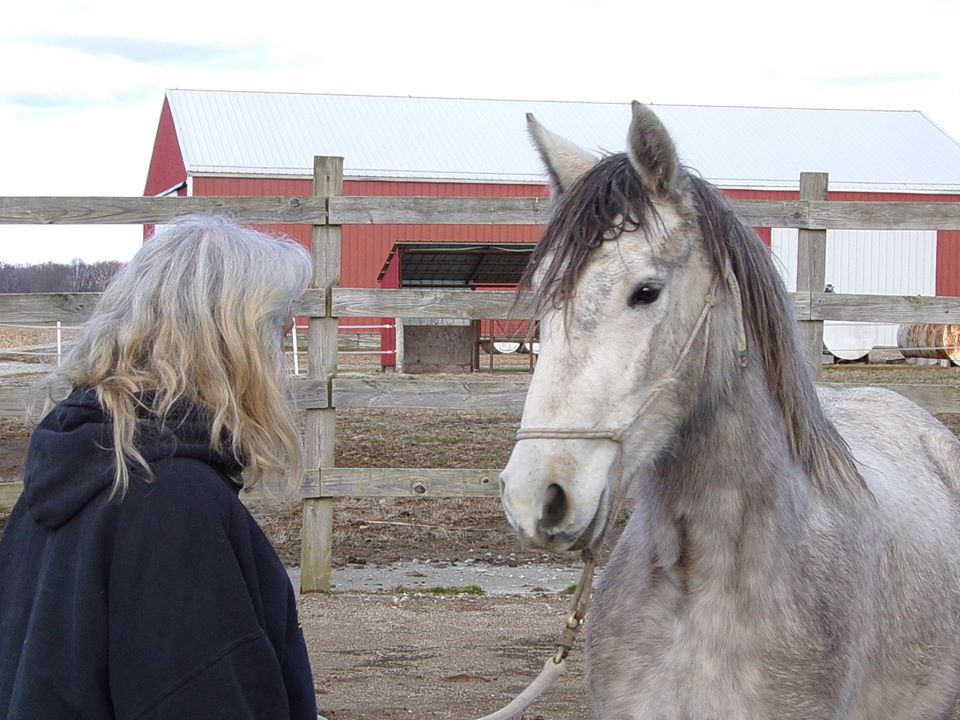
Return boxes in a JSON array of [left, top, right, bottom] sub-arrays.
[[252, 407, 528, 568]]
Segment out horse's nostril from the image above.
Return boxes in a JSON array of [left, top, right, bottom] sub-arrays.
[[542, 483, 568, 528]]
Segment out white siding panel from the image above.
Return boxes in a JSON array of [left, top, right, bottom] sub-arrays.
[[771, 228, 937, 350], [771, 230, 798, 292]]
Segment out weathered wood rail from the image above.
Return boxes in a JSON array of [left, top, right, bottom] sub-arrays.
[[5, 195, 960, 231], [2, 166, 960, 588]]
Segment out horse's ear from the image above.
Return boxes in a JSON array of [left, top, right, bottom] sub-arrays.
[[627, 101, 682, 200], [526, 113, 598, 195]]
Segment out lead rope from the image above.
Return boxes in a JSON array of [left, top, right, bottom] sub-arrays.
[[474, 279, 741, 720], [473, 550, 597, 720]]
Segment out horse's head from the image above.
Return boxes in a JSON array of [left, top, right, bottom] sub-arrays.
[[500, 102, 747, 552]]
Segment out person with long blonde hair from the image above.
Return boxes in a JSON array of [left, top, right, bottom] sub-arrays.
[[0, 216, 318, 719]]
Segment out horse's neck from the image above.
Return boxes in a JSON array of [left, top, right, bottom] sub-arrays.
[[650, 366, 809, 572]]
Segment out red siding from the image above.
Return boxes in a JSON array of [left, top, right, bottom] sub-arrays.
[[938, 231, 960, 296], [826, 193, 960, 298], [724, 189, 960, 283], [192, 177, 314, 252], [143, 98, 187, 196], [378, 251, 402, 367], [343, 180, 550, 199], [190, 176, 547, 275], [722, 189, 797, 247]]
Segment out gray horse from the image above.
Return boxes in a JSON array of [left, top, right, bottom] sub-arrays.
[[499, 101, 960, 719]]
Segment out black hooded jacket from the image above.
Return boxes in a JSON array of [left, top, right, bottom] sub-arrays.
[[0, 388, 317, 719]]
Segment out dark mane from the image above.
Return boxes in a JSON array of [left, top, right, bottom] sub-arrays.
[[523, 153, 863, 494]]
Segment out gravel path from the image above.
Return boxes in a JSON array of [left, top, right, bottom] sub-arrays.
[[289, 560, 587, 596]]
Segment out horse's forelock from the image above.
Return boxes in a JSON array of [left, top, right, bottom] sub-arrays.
[[522, 153, 658, 316]]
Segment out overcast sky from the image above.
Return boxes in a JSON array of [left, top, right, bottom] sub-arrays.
[[2, 0, 958, 264]]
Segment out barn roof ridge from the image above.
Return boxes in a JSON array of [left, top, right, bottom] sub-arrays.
[[166, 87, 942, 117]]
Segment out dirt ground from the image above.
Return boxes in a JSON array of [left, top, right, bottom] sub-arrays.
[[301, 593, 591, 719], [1, 331, 959, 718]]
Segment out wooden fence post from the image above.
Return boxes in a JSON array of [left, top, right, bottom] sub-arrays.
[[300, 156, 343, 593], [394, 318, 405, 373], [796, 172, 829, 379]]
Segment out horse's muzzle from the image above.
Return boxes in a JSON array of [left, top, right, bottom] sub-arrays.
[[501, 472, 610, 552]]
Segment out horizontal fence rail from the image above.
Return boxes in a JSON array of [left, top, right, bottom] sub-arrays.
[[331, 288, 960, 324], [305, 467, 503, 499], [332, 288, 532, 320], [0, 289, 955, 328], [3, 196, 960, 231], [0, 375, 955, 419], [0, 196, 328, 225]]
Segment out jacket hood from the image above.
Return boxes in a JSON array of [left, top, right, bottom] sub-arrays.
[[23, 387, 244, 530]]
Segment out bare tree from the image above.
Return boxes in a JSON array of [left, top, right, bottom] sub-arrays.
[[0, 261, 124, 293]]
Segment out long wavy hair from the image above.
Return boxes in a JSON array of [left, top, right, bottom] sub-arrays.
[[33, 216, 312, 500]]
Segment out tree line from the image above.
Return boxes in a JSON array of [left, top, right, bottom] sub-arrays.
[[0, 260, 124, 293]]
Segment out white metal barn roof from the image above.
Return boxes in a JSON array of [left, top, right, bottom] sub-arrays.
[[165, 89, 960, 193]]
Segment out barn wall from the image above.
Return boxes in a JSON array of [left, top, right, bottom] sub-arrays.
[[191, 177, 547, 282], [937, 231, 960, 296], [730, 188, 960, 300], [191, 177, 314, 251], [772, 227, 938, 351], [143, 98, 187, 197], [724, 188, 797, 247], [822, 192, 960, 299], [377, 250, 402, 367], [188, 179, 960, 294]]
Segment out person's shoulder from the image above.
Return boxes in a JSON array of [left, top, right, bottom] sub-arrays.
[[121, 457, 242, 524]]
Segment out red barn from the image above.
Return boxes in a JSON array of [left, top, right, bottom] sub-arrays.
[[144, 90, 960, 361]]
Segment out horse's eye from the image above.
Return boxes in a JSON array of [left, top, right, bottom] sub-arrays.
[[628, 283, 662, 308]]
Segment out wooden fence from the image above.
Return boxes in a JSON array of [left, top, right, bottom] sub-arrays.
[[2, 164, 960, 592]]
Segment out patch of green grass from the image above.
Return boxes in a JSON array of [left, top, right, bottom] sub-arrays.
[[428, 585, 485, 596], [391, 584, 486, 596], [562, 583, 578, 595]]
